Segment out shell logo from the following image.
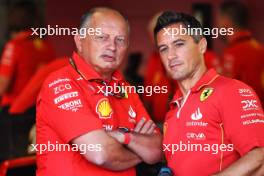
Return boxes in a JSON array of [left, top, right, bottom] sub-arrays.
[[96, 98, 113, 119]]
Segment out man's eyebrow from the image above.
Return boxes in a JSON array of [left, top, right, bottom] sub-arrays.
[[157, 44, 166, 50], [172, 39, 185, 44], [157, 39, 186, 49], [116, 35, 126, 38]]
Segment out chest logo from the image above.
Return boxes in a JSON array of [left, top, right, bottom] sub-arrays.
[[191, 107, 203, 120], [200, 87, 213, 102], [128, 106, 136, 118], [96, 98, 113, 119]]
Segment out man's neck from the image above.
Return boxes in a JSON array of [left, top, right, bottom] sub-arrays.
[[97, 69, 113, 81], [101, 74, 112, 81], [178, 65, 207, 97]]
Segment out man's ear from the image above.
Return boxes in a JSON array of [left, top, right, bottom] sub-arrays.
[[74, 34, 82, 53], [198, 37, 207, 54]]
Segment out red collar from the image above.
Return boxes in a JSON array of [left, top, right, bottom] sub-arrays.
[[14, 30, 32, 40], [191, 69, 219, 92], [71, 52, 123, 81], [170, 69, 219, 107], [229, 30, 252, 45]]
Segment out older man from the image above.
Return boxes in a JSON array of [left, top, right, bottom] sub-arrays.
[[155, 11, 264, 176], [36, 7, 162, 176]]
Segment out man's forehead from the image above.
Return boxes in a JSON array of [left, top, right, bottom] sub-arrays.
[[89, 13, 128, 34], [91, 11, 126, 26], [162, 23, 185, 31], [157, 24, 190, 42], [160, 23, 188, 37]]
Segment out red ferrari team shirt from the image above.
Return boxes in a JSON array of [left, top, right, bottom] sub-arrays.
[[9, 57, 68, 114], [163, 69, 264, 176], [36, 52, 154, 176], [0, 30, 55, 107], [204, 50, 221, 71], [222, 30, 264, 106], [143, 50, 220, 123]]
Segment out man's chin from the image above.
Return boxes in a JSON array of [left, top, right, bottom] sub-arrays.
[[171, 72, 187, 81], [98, 64, 119, 72]]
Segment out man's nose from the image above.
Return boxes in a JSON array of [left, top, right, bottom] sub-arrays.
[[106, 38, 117, 52], [168, 48, 177, 60]]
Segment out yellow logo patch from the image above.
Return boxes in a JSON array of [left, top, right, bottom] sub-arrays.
[[33, 39, 43, 50], [153, 72, 161, 85], [121, 86, 128, 98], [96, 98, 113, 119], [163, 122, 168, 136], [200, 87, 214, 102], [124, 91, 128, 99]]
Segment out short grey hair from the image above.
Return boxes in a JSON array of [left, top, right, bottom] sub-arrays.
[[79, 7, 130, 33]]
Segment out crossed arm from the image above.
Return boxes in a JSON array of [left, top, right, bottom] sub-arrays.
[[72, 129, 141, 171], [72, 118, 162, 171]]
